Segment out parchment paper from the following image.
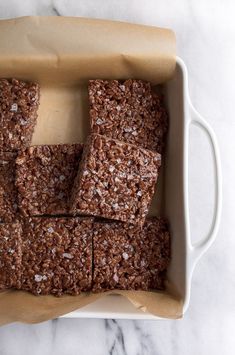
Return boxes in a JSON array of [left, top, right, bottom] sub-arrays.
[[0, 16, 182, 325]]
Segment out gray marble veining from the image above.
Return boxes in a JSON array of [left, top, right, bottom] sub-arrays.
[[0, 1, 234, 354]]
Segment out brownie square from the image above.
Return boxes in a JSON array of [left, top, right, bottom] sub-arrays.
[[93, 217, 171, 292], [70, 134, 161, 226], [0, 222, 22, 290], [89, 79, 168, 153], [21, 217, 93, 296], [0, 78, 40, 151], [0, 152, 18, 223], [16, 144, 83, 216]]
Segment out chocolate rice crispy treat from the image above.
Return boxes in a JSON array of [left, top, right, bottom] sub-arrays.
[[0, 152, 18, 223], [21, 217, 93, 296], [89, 79, 168, 153], [0, 222, 22, 290], [93, 217, 171, 292], [16, 144, 83, 216], [0, 78, 40, 151], [70, 134, 161, 226]]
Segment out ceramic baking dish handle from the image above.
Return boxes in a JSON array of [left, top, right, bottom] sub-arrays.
[[186, 100, 222, 266]]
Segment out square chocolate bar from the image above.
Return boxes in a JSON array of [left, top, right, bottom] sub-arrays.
[[16, 144, 83, 216], [0, 78, 40, 151], [0, 222, 22, 290], [0, 152, 18, 223], [89, 79, 168, 153], [70, 134, 161, 226], [93, 217, 170, 292], [21, 217, 93, 296]]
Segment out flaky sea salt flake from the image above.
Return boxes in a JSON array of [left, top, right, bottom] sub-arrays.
[[10, 103, 18, 112], [113, 274, 119, 282], [122, 252, 129, 260], [34, 274, 43, 282], [96, 118, 104, 125], [63, 253, 74, 259]]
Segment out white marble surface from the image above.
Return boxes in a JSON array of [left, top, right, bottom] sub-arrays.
[[0, 1, 235, 354]]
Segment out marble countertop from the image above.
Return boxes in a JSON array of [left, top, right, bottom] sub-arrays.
[[0, 1, 234, 354]]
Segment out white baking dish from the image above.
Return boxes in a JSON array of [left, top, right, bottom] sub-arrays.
[[61, 57, 222, 320]]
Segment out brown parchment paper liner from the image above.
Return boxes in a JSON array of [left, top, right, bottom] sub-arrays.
[[0, 16, 181, 324]]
